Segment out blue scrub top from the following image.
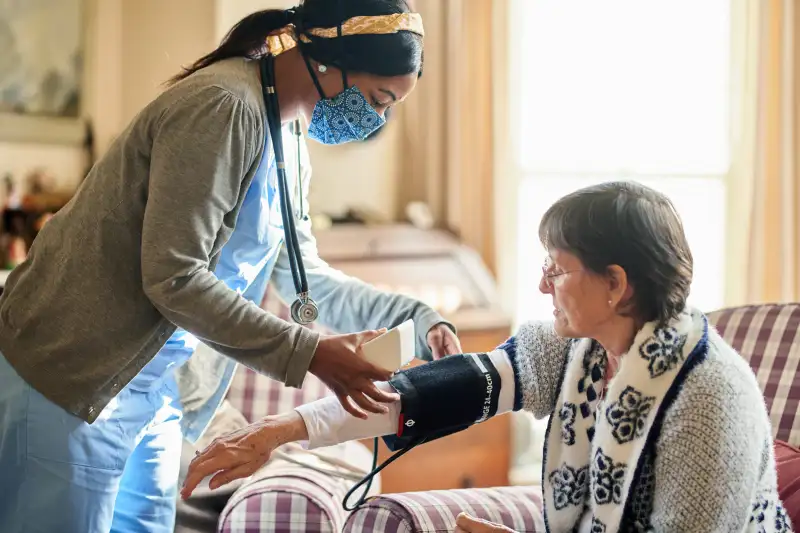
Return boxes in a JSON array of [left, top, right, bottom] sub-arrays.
[[129, 133, 287, 392]]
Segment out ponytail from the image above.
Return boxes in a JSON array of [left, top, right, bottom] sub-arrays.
[[166, 9, 293, 85]]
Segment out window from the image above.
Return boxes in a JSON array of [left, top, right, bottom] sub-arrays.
[[511, 0, 731, 323]]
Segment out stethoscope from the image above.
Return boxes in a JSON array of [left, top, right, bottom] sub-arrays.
[[259, 53, 319, 325]]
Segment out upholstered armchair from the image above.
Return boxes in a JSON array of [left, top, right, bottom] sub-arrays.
[[218, 301, 800, 533], [340, 303, 800, 533]]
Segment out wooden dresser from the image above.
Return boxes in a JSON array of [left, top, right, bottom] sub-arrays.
[[314, 224, 512, 493]]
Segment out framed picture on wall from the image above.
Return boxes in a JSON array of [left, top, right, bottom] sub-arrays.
[[0, 0, 88, 145]]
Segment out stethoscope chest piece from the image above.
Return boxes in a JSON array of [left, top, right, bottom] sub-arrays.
[[290, 295, 319, 325]]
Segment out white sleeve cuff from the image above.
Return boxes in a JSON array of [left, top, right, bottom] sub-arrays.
[[295, 381, 400, 450]]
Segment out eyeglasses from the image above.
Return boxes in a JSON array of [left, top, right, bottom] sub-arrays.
[[541, 258, 581, 289]]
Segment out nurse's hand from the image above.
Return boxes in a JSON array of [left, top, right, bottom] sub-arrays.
[[309, 329, 399, 419], [428, 323, 463, 359], [180, 411, 307, 499]]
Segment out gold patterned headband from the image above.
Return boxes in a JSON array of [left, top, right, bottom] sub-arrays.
[[266, 13, 424, 56]]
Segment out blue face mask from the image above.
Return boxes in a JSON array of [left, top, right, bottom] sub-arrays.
[[307, 85, 386, 145]]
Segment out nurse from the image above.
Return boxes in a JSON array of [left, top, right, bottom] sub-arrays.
[[0, 1, 460, 532]]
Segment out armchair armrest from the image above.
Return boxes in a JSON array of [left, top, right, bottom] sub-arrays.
[[343, 486, 545, 533]]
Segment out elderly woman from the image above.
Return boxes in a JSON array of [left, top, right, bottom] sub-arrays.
[[181, 182, 793, 533]]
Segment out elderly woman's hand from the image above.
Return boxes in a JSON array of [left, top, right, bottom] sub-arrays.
[[180, 411, 308, 499], [454, 513, 517, 533]]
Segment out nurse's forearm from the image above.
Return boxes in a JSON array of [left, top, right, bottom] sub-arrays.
[[143, 268, 319, 388], [271, 217, 453, 361], [311, 275, 451, 361]]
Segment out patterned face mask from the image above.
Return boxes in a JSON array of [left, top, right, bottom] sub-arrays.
[[299, 43, 387, 145], [307, 85, 386, 145]]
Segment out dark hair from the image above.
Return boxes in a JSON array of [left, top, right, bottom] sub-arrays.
[[168, 0, 423, 85], [538, 181, 693, 325]]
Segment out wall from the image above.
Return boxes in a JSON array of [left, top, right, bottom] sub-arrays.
[[85, 0, 123, 157], [0, 144, 85, 194], [0, 0, 215, 195], [0, 0, 111, 195], [0, 0, 403, 220], [120, 0, 216, 127]]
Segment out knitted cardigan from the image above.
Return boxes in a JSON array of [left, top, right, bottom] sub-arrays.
[[501, 311, 793, 533]]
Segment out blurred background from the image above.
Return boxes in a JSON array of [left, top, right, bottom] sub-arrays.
[[0, 0, 797, 494]]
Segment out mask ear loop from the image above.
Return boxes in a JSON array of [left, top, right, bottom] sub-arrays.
[[298, 2, 348, 98], [299, 46, 327, 99], [293, 8, 327, 101]]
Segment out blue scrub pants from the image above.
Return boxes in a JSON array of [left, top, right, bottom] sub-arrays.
[[0, 354, 183, 532]]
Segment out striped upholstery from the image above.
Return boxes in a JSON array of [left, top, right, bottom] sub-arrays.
[[708, 303, 800, 446], [343, 487, 545, 533], [220, 470, 339, 533], [226, 365, 332, 424], [220, 441, 377, 533]]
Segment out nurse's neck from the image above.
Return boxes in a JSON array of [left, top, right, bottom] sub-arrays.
[[273, 48, 320, 124]]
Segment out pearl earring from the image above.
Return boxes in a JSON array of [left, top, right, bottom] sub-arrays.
[[317, 64, 328, 73], [608, 300, 613, 306]]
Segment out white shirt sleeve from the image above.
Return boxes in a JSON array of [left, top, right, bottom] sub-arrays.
[[295, 381, 400, 450], [295, 348, 516, 450]]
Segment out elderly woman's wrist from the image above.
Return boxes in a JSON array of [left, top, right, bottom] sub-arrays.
[[268, 410, 309, 445]]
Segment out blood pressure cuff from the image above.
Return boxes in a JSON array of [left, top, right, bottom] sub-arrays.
[[381, 353, 501, 452]]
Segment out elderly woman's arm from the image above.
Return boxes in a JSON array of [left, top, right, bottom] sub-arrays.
[[500, 320, 572, 418], [181, 320, 570, 497], [290, 320, 570, 453]]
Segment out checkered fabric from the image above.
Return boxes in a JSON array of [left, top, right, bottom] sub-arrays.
[[708, 303, 800, 446], [342, 487, 545, 533], [226, 366, 332, 424], [220, 471, 339, 533], [219, 441, 376, 533]]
